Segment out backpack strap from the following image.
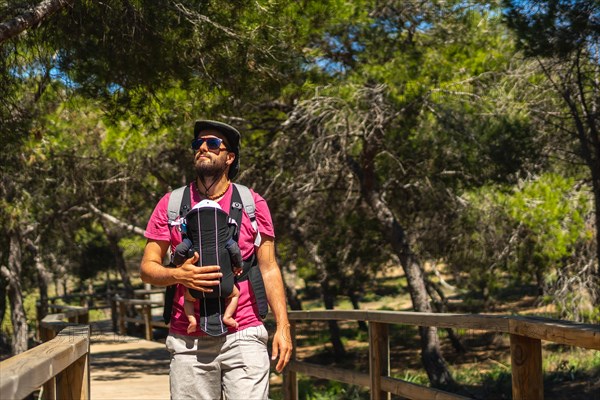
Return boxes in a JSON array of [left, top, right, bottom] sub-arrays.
[[229, 184, 268, 319], [232, 183, 261, 247], [167, 185, 191, 225], [163, 185, 191, 324]]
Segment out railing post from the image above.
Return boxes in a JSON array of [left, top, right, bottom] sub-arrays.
[[369, 322, 390, 400], [109, 291, 118, 332], [510, 333, 543, 400], [283, 321, 298, 400], [41, 378, 56, 400], [55, 325, 91, 400], [56, 353, 89, 400], [118, 299, 126, 336], [143, 304, 153, 341]]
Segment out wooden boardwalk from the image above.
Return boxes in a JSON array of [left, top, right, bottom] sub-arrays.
[[89, 321, 170, 400]]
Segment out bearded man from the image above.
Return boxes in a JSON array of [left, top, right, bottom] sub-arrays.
[[140, 120, 292, 399]]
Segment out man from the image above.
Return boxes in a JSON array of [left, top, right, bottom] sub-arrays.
[[140, 120, 292, 399]]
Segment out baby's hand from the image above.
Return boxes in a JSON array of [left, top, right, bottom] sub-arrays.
[[233, 267, 243, 277]]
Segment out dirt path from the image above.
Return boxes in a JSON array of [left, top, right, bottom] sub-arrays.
[[89, 323, 170, 400]]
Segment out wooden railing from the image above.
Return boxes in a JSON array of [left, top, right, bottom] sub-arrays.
[[0, 306, 90, 400], [282, 310, 600, 400], [114, 290, 168, 340]]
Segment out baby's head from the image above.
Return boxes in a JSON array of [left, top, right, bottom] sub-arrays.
[[192, 199, 222, 210]]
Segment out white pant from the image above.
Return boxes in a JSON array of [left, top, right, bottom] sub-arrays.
[[166, 325, 270, 400]]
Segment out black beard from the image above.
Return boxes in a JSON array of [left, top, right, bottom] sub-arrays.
[[194, 156, 227, 180]]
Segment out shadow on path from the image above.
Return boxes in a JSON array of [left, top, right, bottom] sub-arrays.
[[89, 321, 170, 399]]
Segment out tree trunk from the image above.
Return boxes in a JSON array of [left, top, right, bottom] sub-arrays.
[[29, 236, 51, 321], [425, 280, 465, 354], [356, 143, 454, 387], [282, 262, 303, 310], [321, 281, 346, 358], [590, 167, 600, 273], [0, 235, 29, 354], [348, 291, 368, 331], [0, 278, 7, 332]]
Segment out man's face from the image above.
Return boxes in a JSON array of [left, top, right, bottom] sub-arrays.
[[193, 130, 233, 178]]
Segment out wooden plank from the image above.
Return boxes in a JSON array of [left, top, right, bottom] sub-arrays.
[[509, 316, 600, 350], [289, 361, 472, 400], [143, 305, 153, 341], [118, 302, 126, 335], [288, 310, 509, 332], [151, 320, 169, 328], [510, 334, 543, 400], [288, 310, 598, 349], [369, 322, 389, 400], [380, 376, 473, 400], [290, 360, 370, 387], [116, 298, 164, 306], [0, 325, 89, 400], [134, 288, 164, 296]]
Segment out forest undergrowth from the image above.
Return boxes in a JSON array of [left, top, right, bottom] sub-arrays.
[[267, 267, 600, 400]]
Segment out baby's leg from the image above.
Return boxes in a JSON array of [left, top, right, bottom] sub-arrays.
[[183, 290, 198, 334], [222, 286, 240, 329]]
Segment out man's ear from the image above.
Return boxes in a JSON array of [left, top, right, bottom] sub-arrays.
[[226, 152, 235, 166]]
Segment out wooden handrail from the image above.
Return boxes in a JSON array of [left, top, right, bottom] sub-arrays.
[[287, 310, 599, 350], [0, 325, 90, 400], [284, 310, 600, 400], [39, 304, 90, 342], [114, 295, 168, 340]]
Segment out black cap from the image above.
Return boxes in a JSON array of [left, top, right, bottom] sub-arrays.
[[193, 120, 240, 179]]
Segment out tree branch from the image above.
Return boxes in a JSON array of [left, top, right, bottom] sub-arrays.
[[89, 204, 146, 236], [0, 0, 74, 44]]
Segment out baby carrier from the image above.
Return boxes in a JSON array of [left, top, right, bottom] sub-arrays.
[[163, 183, 268, 335]]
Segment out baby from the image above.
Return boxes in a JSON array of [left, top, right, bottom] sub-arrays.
[[172, 200, 243, 336]]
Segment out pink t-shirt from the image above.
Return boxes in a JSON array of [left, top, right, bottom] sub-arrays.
[[144, 181, 275, 336]]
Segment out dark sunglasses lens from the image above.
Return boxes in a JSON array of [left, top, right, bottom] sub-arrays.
[[205, 138, 222, 150], [191, 137, 223, 150]]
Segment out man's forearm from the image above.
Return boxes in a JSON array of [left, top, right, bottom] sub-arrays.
[[140, 239, 176, 287], [140, 260, 178, 287], [262, 267, 290, 324], [256, 238, 290, 324]]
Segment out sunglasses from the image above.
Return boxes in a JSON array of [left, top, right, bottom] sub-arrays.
[[191, 137, 227, 152]]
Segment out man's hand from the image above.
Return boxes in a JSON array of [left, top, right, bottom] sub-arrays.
[[271, 322, 293, 373], [174, 252, 222, 293]]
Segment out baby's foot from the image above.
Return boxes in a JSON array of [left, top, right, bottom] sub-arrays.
[[223, 316, 239, 329], [187, 317, 198, 334]]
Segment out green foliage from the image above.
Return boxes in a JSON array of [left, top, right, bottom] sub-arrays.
[[507, 174, 592, 272], [298, 378, 368, 400], [447, 173, 596, 319]]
